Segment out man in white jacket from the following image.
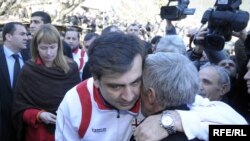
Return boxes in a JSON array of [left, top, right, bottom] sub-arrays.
[[56, 32, 247, 141]]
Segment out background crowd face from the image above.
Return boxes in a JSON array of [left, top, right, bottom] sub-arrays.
[[64, 30, 80, 50], [199, 67, 223, 101], [29, 16, 44, 36], [218, 59, 237, 78], [127, 25, 140, 36]]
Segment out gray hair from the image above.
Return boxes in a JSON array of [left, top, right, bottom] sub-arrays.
[[200, 65, 231, 93], [155, 35, 186, 55], [142, 52, 199, 108]]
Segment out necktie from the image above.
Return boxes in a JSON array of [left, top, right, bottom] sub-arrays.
[[12, 54, 21, 88]]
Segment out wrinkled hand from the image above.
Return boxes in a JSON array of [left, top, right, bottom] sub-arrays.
[[134, 114, 168, 141], [39, 111, 56, 124], [232, 28, 247, 41]]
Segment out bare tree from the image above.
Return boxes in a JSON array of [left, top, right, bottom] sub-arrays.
[[0, 0, 88, 22], [0, 0, 17, 15], [54, 0, 85, 23]]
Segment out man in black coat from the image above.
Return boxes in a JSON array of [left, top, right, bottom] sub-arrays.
[[0, 22, 29, 141], [27, 11, 73, 59]]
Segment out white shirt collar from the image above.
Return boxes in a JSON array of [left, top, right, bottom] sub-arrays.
[[3, 45, 22, 59]]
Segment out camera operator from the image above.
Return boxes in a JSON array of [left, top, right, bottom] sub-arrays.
[[160, 0, 195, 36], [233, 29, 248, 73], [187, 28, 228, 70], [166, 20, 177, 35], [188, 0, 249, 70]]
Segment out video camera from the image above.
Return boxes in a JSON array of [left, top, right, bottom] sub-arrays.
[[160, 0, 195, 21], [200, 0, 249, 51]]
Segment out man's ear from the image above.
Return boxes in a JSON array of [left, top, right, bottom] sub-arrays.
[[147, 88, 157, 105], [221, 84, 230, 96], [5, 33, 12, 41], [93, 76, 100, 88]]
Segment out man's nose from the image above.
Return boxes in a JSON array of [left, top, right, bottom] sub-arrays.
[[121, 87, 134, 101], [30, 22, 35, 27], [199, 81, 204, 89]]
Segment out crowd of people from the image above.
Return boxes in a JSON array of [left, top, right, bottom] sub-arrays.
[[0, 9, 249, 141]]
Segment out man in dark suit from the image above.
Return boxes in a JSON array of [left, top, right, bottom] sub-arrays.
[[0, 22, 29, 141]]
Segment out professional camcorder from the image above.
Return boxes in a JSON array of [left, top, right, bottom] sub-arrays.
[[200, 0, 249, 51], [160, 0, 195, 20]]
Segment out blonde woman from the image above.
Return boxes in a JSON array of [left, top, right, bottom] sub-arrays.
[[13, 24, 80, 141]]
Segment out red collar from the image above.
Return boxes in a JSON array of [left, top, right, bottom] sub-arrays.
[[35, 57, 44, 65]]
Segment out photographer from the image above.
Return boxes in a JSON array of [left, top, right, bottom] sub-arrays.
[[233, 29, 249, 76], [188, 0, 249, 70], [191, 0, 249, 122], [187, 28, 228, 70], [189, 26, 250, 123], [166, 20, 177, 35], [160, 0, 195, 36]]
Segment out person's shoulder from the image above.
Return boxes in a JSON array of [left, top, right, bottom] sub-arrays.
[[67, 58, 80, 77], [22, 60, 34, 68], [0, 44, 4, 53], [63, 40, 70, 48], [63, 84, 79, 101], [191, 95, 235, 109], [18, 60, 35, 77], [66, 57, 76, 66]]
